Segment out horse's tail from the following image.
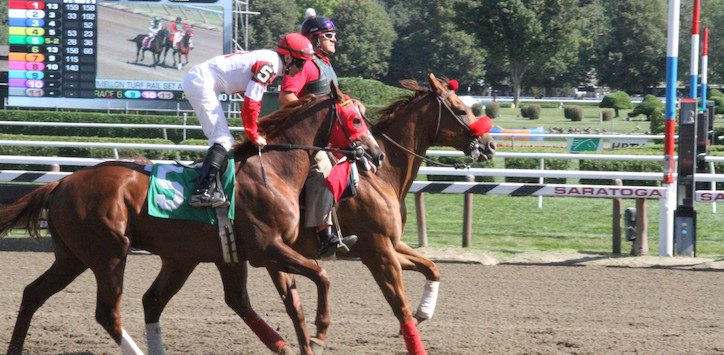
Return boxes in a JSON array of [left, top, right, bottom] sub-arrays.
[[130, 35, 143, 42], [0, 181, 60, 238]]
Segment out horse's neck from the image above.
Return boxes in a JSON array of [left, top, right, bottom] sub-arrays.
[[377, 101, 436, 201]]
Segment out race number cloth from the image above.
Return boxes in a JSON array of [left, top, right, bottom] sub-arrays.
[[325, 158, 358, 202], [147, 158, 235, 224]]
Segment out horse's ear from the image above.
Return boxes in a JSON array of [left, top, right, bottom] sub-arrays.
[[330, 80, 342, 102], [427, 73, 444, 95]]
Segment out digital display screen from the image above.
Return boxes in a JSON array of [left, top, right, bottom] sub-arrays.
[[4, 0, 232, 110]]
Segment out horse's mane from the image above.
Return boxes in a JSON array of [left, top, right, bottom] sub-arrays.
[[231, 95, 322, 155], [375, 80, 429, 130]]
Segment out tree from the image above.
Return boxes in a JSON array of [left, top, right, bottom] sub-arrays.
[[385, 0, 486, 89], [594, 0, 667, 93], [677, 0, 724, 86], [246, 0, 299, 50], [457, 0, 581, 106], [295, 0, 340, 18], [332, 0, 396, 79], [0, 0, 7, 44]]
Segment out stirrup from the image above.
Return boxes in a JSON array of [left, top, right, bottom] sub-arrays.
[[318, 233, 357, 258]]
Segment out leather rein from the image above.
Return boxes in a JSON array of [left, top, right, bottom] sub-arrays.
[[361, 90, 475, 170]]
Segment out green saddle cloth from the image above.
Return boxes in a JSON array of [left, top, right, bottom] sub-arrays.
[[147, 157, 235, 224]]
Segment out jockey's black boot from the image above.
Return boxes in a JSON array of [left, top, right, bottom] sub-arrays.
[[189, 143, 229, 208], [317, 227, 358, 258]]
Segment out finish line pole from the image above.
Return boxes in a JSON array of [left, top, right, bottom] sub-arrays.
[[689, 0, 700, 100], [661, 0, 680, 256]]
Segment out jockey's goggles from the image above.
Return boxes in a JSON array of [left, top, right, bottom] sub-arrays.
[[320, 32, 336, 40]]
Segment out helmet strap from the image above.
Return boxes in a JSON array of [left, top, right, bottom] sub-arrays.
[[314, 36, 331, 56]]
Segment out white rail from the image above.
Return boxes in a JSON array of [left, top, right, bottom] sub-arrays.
[[0, 120, 245, 131]]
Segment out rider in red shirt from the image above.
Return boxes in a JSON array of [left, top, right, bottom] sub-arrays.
[[279, 12, 365, 258]]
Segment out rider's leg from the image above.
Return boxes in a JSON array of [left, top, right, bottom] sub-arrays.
[[183, 65, 234, 208], [304, 151, 357, 258], [189, 143, 228, 207]]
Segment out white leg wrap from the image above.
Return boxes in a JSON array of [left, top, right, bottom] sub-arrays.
[[145, 322, 166, 355], [120, 328, 144, 355], [415, 280, 440, 320]]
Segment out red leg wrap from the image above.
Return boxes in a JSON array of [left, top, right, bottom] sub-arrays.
[[400, 319, 427, 355], [243, 310, 286, 352]]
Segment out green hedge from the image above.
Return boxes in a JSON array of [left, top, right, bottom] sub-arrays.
[[0, 134, 180, 171], [578, 159, 661, 186], [425, 151, 494, 182], [338, 77, 409, 107], [628, 94, 664, 120], [599, 91, 632, 116], [0, 110, 214, 143]]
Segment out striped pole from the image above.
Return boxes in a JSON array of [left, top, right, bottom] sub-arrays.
[[689, 0, 700, 99], [664, 0, 680, 185], [700, 28, 709, 111]]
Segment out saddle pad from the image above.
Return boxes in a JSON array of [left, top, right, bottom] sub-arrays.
[[147, 158, 235, 224]]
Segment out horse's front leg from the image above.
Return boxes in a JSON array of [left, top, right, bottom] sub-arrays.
[[268, 270, 316, 354], [142, 258, 199, 355], [395, 242, 441, 325], [359, 236, 427, 355], [216, 262, 288, 354], [255, 238, 330, 355]]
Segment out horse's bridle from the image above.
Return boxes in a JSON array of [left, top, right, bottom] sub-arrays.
[[362, 90, 481, 169]]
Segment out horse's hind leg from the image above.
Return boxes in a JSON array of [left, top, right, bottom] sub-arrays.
[[92, 255, 143, 354], [395, 242, 440, 325], [142, 258, 199, 355], [215, 262, 288, 354], [7, 244, 87, 355]]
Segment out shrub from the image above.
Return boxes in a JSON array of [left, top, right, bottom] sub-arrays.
[[601, 109, 614, 121], [471, 102, 484, 117], [708, 90, 724, 110], [599, 91, 632, 117], [338, 77, 409, 106], [579, 159, 660, 186], [564, 106, 583, 121], [628, 94, 664, 120], [649, 108, 665, 135], [484, 102, 500, 118], [520, 104, 541, 120], [426, 155, 494, 182]]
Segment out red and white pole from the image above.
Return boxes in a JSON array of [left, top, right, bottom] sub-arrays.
[[689, 0, 700, 99], [700, 28, 709, 111]]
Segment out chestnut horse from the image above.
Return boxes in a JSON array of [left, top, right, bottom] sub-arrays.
[[163, 30, 192, 70], [0, 84, 383, 355], [139, 73, 495, 354]]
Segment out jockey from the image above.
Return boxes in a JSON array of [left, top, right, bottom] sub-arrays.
[[170, 16, 189, 49], [143, 16, 163, 49], [279, 10, 364, 258], [183, 33, 314, 208]]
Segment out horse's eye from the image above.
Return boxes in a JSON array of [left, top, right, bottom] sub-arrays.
[[353, 118, 361, 126]]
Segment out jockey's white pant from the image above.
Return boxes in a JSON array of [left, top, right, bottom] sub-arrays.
[[183, 65, 234, 151]]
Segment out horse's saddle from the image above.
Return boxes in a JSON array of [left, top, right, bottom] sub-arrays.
[[146, 158, 235, 224]]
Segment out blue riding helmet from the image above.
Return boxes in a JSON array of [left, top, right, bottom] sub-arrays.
[[301, 16, 335, 37]]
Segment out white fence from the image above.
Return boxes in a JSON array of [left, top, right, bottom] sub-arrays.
[[1, 132, 722, 256]]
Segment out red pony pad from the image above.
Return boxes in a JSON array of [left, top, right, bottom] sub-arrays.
[[325, 160, 353, 202], [469, 116, 492, 136], [328, 100, 367, 149]]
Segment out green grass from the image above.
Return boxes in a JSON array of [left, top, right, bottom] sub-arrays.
[[402, 194, 724, 258], [490, 106, 660, 133]]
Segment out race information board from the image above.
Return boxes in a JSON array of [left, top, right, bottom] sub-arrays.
[[5, 0, 231, 110], [8, 0, 98, 98]]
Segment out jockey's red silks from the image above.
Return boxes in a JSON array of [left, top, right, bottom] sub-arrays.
[[241, 97, 262, 141], [242, 310, 286, 352], [328, 100, 368, 150], [469, 115, 493, 136], [401, 319, 427, 355], [325, 160, 352, 202]]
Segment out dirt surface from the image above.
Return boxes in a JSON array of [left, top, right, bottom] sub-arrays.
[[0, 249, 722, 354]]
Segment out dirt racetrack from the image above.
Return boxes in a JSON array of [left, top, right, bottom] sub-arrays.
[[0, 250, 722, 354]]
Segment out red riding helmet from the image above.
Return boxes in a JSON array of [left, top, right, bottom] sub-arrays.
[[276, 33, 314, 61]]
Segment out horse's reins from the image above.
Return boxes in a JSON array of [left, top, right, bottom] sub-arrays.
[[256, 98, 366, 185], [360, 90, 474, 170]]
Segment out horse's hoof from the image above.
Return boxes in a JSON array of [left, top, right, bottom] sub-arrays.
[[277, 345, 294, 355], [310, 337, 325, 355], [177, 63, 182, 70]]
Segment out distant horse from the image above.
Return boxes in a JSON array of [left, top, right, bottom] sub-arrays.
[[140, 73, 496, 354], [165, 29, 192, 70], [130, 27, 170, 66], [1, 82, 384, 355]]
